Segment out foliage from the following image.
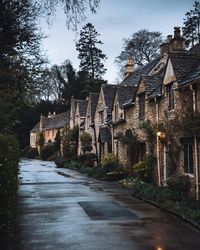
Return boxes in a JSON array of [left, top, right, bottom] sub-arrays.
[[101, 153, 119, 172], [132, 155, 156, 182], [26, 147, 38, 159], [166, 174, 191, 194], [76, 23, 107, 79], [64, 160, 82, 170], [115, 29, 163, 77], [36, 132, 45, 148], [54, 129, 61, 153], [47, 153, 59, 161], [55, 156, 67, 168], [0, 134, 20, 242], [119, 177, 200, 224], [118, 129, 139, 153], [139, 120, 156, 154], [78, 153, 97, 167], [80, 132, 93, 154], [40, 143, 55, 160], [41, 0, 100, 30], [182, 1, 200, 46]]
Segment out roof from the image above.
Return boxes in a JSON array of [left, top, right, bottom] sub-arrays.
[[102, 84, 117, 113], [120, 57, 161, 86], [115, 86, 137, 108], [77, 100, 88, 117], [31, 111, 70, 132], [189, 43, 200, 55], [141, 74, 163, 98], [98, 127, 112, 142], [169, 52, 200, 84], [90, 93, 99, 122]]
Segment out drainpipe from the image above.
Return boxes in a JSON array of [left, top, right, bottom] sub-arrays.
[[191, 85, 199, 200]]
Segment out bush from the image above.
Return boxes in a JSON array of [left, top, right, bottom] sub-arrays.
[[55, 156, 67, 168], [47, 153, 58, 161], [26, 147, 38, 159], [40, 143, 55, 160], [132, 154, 156, 182], [166, 174, 191, 194], [0, 134, 20, 242], [101, 153, 119, 172], [64, 160, 82, 170], [78, 153, 97, 167]]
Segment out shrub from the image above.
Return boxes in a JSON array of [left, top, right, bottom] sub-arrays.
[[78, 153, 97, 167], [26, 147, 38, 159], [132, 154, 156, 182], [166, 174, 191, 194], [47, 153, 58, 161], [0, 134, 20, 242], [55, 156, 67, 168], [80, 132, 93, 154], [65, 160, 82, 170], [40, 143, 55, 160], [101, 153, 119, 172]]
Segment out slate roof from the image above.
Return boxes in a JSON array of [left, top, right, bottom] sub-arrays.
[[189, 43, 200, 55], [31, 111, 70, 132], [90, 93, 99, 122], [120, 57, 161, 86], [98, 127, 112, 142], [77, 100, 88, 117], [141, 74, 163, 98], [169, 53, 200, 84], [102, 84, 117, 114], [115, 86, 137, 108]]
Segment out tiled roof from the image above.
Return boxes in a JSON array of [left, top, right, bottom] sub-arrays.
[[90, 93, 99, 122], [141, 74, 163, 98], [189, 43, 200, 55], [77, 100, 88, 117], [120, 57, 161, 86], [44, 111, 70, 130], [102, 84, 117, 114], [179, 60, 200, 86], [116, 86, 137, 108], [169, 53, 200, 84], [31, 111, 70, 132], [98, 127, 112, 142]]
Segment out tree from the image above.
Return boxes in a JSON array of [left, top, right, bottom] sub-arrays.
[[80, 132, 93, 154], [182, 1, 200, 47], [41, 0, 100, 30], [76, 23, 107, 79], [115, 29, 163, 78], [54, 129, 61, 154]]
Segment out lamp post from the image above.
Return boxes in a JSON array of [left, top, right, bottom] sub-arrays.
[[156, 131, 165, 186]]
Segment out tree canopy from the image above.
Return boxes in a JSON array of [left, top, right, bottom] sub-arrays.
[[182, 1, 200, 47], [76, 23, 107, 79], [115, 29, 163, 78]]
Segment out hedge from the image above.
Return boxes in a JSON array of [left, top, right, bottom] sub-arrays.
[[0, 134, 20, 243]]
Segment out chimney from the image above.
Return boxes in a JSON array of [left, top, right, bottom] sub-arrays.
[[169, 27, 186, 52], [124, 57, 135, 78], [160, 35, 173, 56]]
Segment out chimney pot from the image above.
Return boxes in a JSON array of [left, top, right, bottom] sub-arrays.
[[124, 57, 135, 78]]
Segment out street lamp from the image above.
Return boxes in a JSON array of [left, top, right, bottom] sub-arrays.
[[156, 131, 165, 186]]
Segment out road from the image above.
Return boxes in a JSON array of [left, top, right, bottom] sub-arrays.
[[14, 159, 200, 250]]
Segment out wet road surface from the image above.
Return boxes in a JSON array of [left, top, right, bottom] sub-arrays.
[[14, 159, 200, 250]]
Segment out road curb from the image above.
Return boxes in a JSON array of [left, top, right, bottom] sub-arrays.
[[133, 195, 200, 232]]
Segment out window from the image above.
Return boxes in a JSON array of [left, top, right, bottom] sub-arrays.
[[138, 93, 145, 119], [166, 83, 174, 110], [184, 143, 194, 174], [114, 104, 119, 121], [99, 111, 104, 124]]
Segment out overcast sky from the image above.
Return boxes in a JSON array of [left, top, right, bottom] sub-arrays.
[[40, 0, 195, 83]]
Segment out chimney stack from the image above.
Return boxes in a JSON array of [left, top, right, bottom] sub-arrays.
[[124, 57, 135, 78], [169, 27, 186, 52]]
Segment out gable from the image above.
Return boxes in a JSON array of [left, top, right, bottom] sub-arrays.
[[163, 58, 176, 85], [137, 79, 146, 94]]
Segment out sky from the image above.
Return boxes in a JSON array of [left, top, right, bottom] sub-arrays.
[[40, 0, 195, 84]]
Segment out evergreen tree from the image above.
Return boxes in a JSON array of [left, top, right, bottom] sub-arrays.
[[182, 1, 200, 47], [76, 23, 107, 79]]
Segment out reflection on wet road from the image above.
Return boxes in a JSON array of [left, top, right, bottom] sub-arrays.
[[15, 159, 200, 250]]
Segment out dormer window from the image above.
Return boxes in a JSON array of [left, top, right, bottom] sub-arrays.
[[166, 83, 174, 110], [99, 111, 104, 124], [138, 93, 145, 119], [114, 104, 119, 121]]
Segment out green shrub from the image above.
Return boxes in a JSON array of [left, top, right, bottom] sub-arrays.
[[80, 132, 93, 154], [166, 174, 191, 194], [0, 134, 20, 241], [47, 153, 58, 161], [64, 160, 82, 170], [40, 143, 55, 160], [55, 156, 67, 168], [78, 153, 97, 167], [26, 147, 38, 159], [132, 154, 156, 182], [101, 153, 119, 172]]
